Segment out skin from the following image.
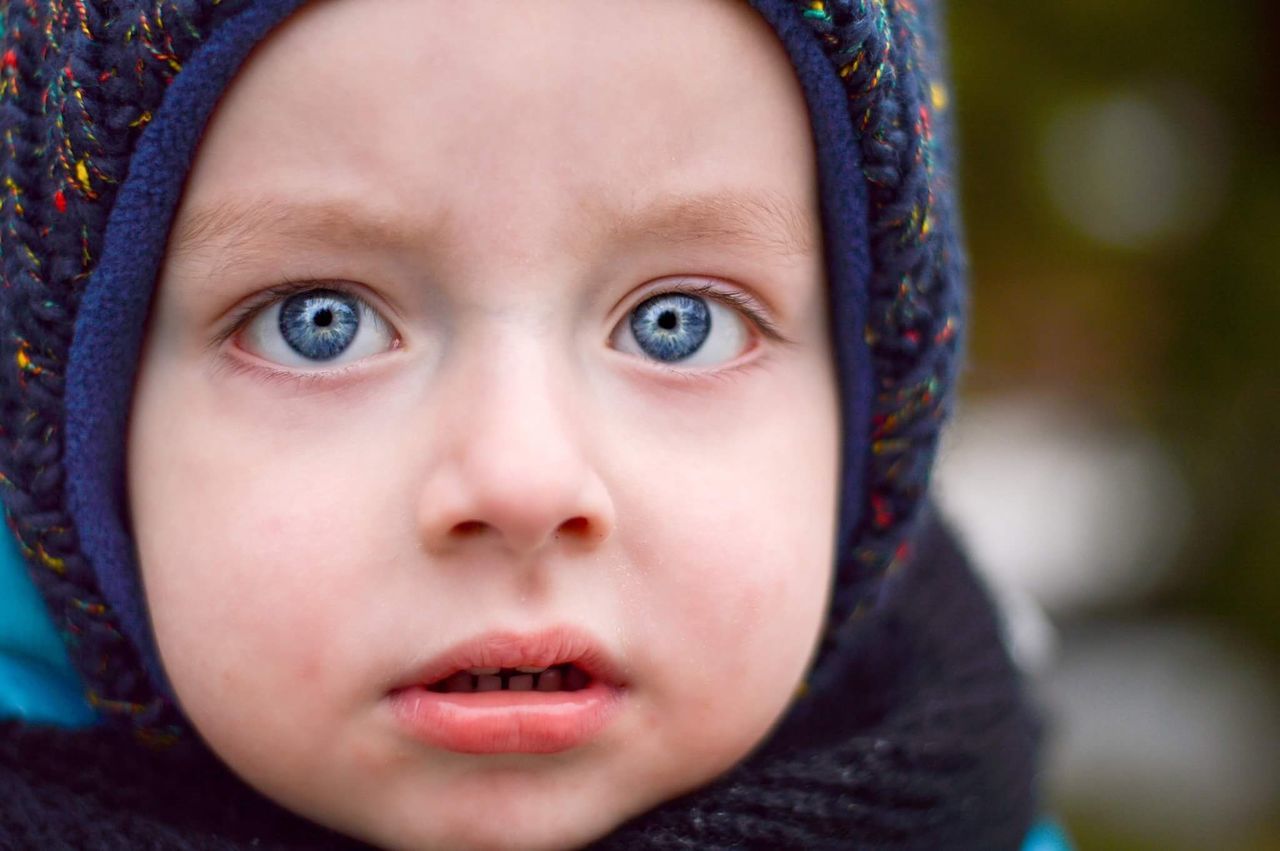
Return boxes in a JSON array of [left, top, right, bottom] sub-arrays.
[[127, 1, 840, 849]]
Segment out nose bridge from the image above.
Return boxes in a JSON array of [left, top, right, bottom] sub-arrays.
[[422, 325, 612, 557], [463, 330, 579, 470]]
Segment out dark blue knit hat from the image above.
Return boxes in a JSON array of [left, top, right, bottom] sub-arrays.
[[0, 0, 965, 737]]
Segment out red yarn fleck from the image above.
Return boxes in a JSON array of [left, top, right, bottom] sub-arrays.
[[1, 50, 16, 71], [54, 190, 67, 213], [871, 494, 894, 530]]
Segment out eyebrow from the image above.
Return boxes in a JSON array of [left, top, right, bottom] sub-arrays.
[[170, 196, 432, 259], [605, 189, 817, 258], [170, 189, 817, 261]]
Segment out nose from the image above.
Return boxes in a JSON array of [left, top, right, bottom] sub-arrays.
[[416, 342, 616, 558]]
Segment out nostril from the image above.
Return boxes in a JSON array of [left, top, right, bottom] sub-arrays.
[[453, 520, 486, 536], [558, 516, 591, 536]]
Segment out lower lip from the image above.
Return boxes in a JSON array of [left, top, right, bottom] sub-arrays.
[[386, 680, 625, 754]]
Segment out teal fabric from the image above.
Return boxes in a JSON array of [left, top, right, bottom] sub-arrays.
[[1023, 820, 1074, 851], [0, 525, 98, 726]]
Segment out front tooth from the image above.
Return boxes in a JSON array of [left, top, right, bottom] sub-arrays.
[[508, 674, 534, 691], [468, 667, 500, 675], [516, 666, 547, 674], [475, 675, 502, 692], [536, 669, 562, 692]]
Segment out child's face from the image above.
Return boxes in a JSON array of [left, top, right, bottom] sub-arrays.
[[127, 0, 838, 848]]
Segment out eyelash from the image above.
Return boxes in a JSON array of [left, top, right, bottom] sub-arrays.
[[211, 277, 362, 349], [663, 282, 788, 344], [213, 278, 790, 385]]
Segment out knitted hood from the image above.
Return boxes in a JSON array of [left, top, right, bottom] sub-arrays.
[[2, 0, 963, 746]]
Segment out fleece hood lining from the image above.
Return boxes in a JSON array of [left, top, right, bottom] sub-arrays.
[[63, 0, 872, 705]]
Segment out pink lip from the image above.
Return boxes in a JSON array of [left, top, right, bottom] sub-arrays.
[[386, 627, 627, 755]]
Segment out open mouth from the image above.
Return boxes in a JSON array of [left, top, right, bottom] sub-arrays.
[[427, 663, 592, 694], [386, 627, 627, 754]]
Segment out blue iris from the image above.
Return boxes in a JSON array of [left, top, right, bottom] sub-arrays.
[[629, 293, 711, 362], [278, 289, 361, 361]]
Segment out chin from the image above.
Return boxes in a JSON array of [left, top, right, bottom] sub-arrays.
[[350, 809, 626, 851], [302, 775, 652, 851]]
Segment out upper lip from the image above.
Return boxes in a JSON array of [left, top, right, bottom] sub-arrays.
[[391, 626, 628, 691]]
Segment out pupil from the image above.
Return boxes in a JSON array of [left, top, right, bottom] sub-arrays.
[[314, 308, 333, 328], [658, 310, 678, 331]]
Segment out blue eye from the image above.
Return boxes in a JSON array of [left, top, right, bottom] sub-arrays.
[[240, 287, 396, 368], [629, 293, 710, 362], [615, 290, 751, 367], [279, 289, 361, 360]]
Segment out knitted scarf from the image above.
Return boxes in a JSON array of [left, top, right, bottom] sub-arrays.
[[0, 0, 1039, 847]]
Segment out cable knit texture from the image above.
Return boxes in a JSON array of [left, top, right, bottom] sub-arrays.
[[0, 515, 1040, 850]]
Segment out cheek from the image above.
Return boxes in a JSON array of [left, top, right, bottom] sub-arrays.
[[624, 494, 834, 783], [643, 379, 838, 658], [661, 509, 833, 687], [126, 376, 386, 751], [619, 380, 839, 768]]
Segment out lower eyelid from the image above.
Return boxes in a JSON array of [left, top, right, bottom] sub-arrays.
[[214, 346, 398, 393], [638, 347, 773, 388]]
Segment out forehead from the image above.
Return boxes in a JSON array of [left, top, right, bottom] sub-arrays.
[[173, 0, 818, 261]]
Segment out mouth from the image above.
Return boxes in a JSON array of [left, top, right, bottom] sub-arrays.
[[386, 627, 627, 755]]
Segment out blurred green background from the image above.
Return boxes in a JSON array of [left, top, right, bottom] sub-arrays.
[[937, 1, 1279, 848]]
